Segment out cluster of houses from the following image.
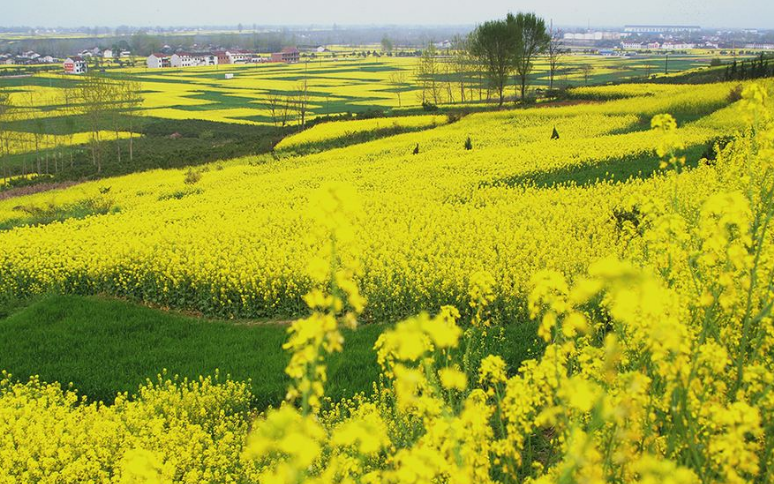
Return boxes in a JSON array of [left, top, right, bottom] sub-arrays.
[[0, 51, 58, 65], [59, 48, 133, 74], [145, 47, 299, 69]]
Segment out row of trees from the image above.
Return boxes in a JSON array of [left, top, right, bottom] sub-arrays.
[[724, 54, 774, 82], [469, 13, 555, 106], [410, 13, 565, 108], [264, 80, 311, 128], [0, 74, 143, 182]]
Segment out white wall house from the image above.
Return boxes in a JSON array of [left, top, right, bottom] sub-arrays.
[[63, 57, 88, 74], [226, 50, 253, 63], [103, 49, 113, 58], [170, 53, 218, 67], [147, 54, 171, 68]]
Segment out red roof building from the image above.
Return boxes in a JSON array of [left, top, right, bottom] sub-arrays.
[[270, 47, 300, 63]]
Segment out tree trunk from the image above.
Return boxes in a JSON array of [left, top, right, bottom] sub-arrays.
[[115, 125, 121, 164], [520, 77, 527, 102]]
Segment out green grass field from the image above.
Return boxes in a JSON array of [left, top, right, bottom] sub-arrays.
[[0, 295, 542, 409]]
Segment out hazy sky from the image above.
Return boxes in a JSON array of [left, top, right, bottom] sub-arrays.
[[4, 0, 773, 29]]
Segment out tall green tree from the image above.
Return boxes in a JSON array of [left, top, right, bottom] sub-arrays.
[[511, 12, 550, 102], [469, 18, 516, 107], [381, 35, 394, 54]]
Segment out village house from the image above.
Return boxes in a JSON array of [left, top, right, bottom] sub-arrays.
[[225, 50, 253, 63], [103, 49, 113, 58], [213, 50, 254, 65], [146, 53, 172, 68], [270, 47, 299, 63], [170, 52, 218, 67], [63, 56, 88, 74]]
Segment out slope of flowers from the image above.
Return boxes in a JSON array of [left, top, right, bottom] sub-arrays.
[[274, 114, 447, 152], [2, 85, 774, 482], [0, 82, 764, 322]]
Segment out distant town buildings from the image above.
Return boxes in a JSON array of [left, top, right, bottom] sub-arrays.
[[746, 43, 774, 50], [564, 31, 623, 41], [624, 25, 702, 34]]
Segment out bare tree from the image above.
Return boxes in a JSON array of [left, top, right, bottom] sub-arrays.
[[449, 34, 471, 103], [60, 80, 79, 169], [19, 90, 46, 174], [119, 79, 142, 162], [388, 71, 408, 108], [0, 90, 11, 182], [281, 95, 295, 127], [76, 73, 114, 173], [581, 64, 594, 85], [107, 81, 123, 164], [266, 92, 283, 127], [547, 25, 566, 90], [294, 80, 311, 127], [415, 42, 442, 105]]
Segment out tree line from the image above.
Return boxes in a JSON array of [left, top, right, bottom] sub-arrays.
[[0, 74, 143, 182], [410, 13, 564, 108], [724, 54, 774, 82], [264, 80, 312, 128]]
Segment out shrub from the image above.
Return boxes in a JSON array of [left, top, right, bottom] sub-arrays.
[[422, 100, 438, 112], [728, 84, 744, 103], [184, 169, 202, 185]]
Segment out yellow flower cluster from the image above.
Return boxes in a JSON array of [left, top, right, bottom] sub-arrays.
[[275, 114, 447, 152]]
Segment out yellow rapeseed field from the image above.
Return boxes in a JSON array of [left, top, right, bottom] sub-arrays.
[[0, 80, 753, 321], [1, 80, 774, 483]]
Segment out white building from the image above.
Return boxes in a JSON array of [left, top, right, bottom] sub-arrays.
[[661, 43, 696, 50], [103, 49, 113, 58], [225, 50, 252, 63], [120, 51, 131, 58], [146, 53, 171, 68], [170, 52, 218, 67], [621, 42, 644, 50], [63, 57, 88, 74], [564, 31, 623, 41], [624, 25, 701, 33]]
